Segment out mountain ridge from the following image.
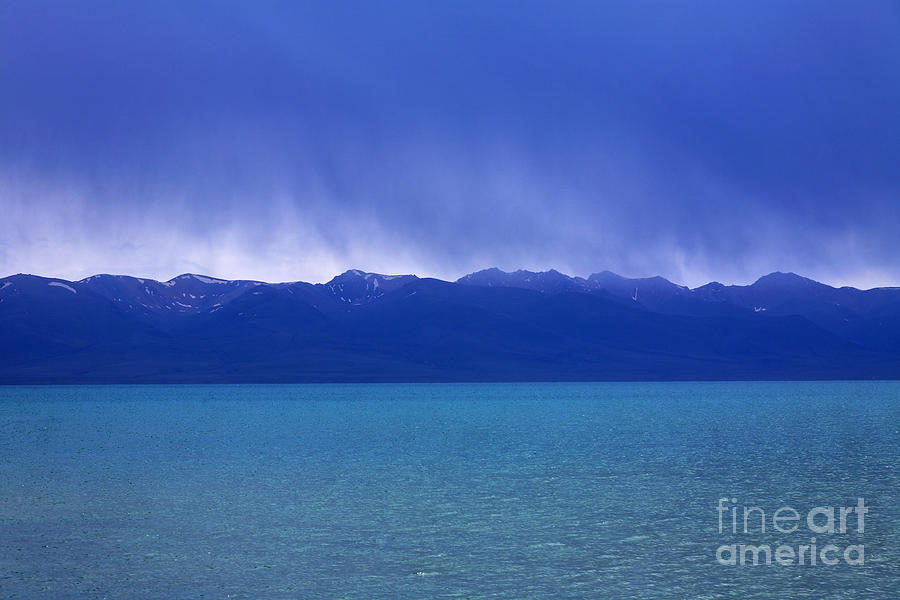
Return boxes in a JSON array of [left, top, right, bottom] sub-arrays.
[[5, 267, 898, 293], [2, 268, 899, 383]]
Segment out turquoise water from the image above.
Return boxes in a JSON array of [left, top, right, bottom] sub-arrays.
[[1, 382, 898, 599]]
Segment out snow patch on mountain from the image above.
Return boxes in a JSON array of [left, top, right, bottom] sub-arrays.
[[190, 274, 227, 284], [48, 282, 77, 294]]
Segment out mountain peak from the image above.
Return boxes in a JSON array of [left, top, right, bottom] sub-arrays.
[[457, 268, 582, 293], [168, 273, 229, 284], [456, 268, 506, 285], [752, 272, 826, 288], [587, 271, 680, 286], [325, 270, 417, 304], [588, 270, 624, 282], [328, 269, 416, 284]]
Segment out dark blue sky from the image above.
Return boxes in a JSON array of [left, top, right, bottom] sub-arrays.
[[2, 1, 899, 287]]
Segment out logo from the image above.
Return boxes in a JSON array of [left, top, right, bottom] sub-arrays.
[[715, 497, 866, 566]]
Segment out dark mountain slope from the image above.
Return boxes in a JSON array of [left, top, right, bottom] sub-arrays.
[[1, 269, 898, 383]]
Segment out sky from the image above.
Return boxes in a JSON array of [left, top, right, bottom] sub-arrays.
[[1, 1, 899, 288]]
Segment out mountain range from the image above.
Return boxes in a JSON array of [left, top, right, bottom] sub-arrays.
[[2, 268, 899, 383]]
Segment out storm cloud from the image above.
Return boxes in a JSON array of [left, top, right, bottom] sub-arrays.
[[2, 1, 898, 287]]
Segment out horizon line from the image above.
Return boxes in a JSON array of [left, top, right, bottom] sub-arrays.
[[4, 267, 900, 293]]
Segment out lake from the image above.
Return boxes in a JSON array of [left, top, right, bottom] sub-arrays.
[[1, 382, 898, 598]]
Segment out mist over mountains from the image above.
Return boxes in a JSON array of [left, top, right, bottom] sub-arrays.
[[2, 268, 899, 383]]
